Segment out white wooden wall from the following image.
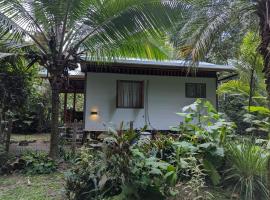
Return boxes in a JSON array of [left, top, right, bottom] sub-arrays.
[[84, 72, 217, 131]]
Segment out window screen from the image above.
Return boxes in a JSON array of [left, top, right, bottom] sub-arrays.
[[117, 81, 144, 108], [185, 83, 206, 98]]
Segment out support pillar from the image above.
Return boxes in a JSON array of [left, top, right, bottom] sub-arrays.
[[73, 91, 76, 122], [64, 92, 67, 123]]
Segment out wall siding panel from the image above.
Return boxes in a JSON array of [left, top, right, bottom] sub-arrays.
[[84, 72, 217, 131]]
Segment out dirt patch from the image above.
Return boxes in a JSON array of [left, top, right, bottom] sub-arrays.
[[9, 134, 50, 155], [9, 141, 50, 155]]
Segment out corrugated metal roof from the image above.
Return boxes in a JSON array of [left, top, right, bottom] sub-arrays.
[[82, 58, 235, 72], [39, 59, 234, 78]]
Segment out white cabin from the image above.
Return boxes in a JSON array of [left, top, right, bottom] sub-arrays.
[[81, 59, 234, 131]]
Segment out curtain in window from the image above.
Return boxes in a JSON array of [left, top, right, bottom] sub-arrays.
[[117, 81, 143, 108], [186, 83, 206, 98], [196, 84, 206, 98]]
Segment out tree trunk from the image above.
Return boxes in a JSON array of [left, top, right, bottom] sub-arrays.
[[248, 69, 255, 112], [5, 119, 12, 152], [257, 0, 270, 102], [49, 76, 61, 159], [257, 0, 270, 193], [0, 108, 3, 142], [72, 119, 77, 153]]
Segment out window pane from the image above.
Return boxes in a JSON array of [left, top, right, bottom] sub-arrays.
[[185, 83, 206, 98], [117, 81, 144, 108], [197, 84, 206, 98], [186, 84, 196, 98]]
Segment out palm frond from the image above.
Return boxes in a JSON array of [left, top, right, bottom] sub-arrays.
[[72, 0, 184, 59], [0, 52, 14, 59], [0, 0, 50, 52], [217, 80, 250, 96], [83, 32, 173, 61], [174, 0, 256, 63], [0, 0, 188, 71]]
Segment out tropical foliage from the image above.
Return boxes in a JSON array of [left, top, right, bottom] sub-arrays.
[[0, 50, 50, 134], [218, 32, 265, 106], [172, 0, 270, 112], [21, 151, 57, 175], [172, 0, 255, 64], [225, 142, 269, 200], [64, 99, 270, 200], [0, 0, 183, 158], [65, 100, 236, 200], [1, 1, 270, 200], [218, 32, 266, 134], [244, 106, 270, 136]]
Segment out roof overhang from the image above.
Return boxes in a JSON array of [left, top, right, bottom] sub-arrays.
[[81, 59, 234, 73], [38, 59, 235, 92], [39, 67, 85, 79], [38, 68, 85, 93]]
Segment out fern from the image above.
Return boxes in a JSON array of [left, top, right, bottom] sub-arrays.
[[217, 80, 250, 96]]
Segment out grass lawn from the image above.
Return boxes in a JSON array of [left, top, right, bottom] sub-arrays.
[[11, 134, 50, 142], [0, 172, 64, 200]]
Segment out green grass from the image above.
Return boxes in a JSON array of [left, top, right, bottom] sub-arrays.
[[11, 134, 50, 142], [0, 172, 64, 200], [210, 187, 232, 200]]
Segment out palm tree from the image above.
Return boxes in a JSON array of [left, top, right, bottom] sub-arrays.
[[235, 32, 265, 109], [0, 0, 181, 158], [173, 1, 255, 60], [173, 1, 270, 97], [172, 0, 270, 192], [0, 42, 35, 143], [217, 32, 266, 108]]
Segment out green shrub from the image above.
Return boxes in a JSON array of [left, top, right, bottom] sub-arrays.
[[65, 130, 214, 199], [22, 151, 57, 175], [65, 126, 180, 200], [0, 144, 7, 167], [168, 157, 213, 200], [59, 138, 77, 163], [65, 100, 234, 199], [65, 147, 112, 200], [243, 106, 270, 137], [225, 142, 269, 200], [219, 94, 251, 134], [173, 99, 235, 144], [172, 99, 235, 185]]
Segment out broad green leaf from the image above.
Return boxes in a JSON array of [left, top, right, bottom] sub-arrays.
[[247, 106, 270, 115], [173, 141, 198, 152], [203, 159, 221, 186], [149, 168, 163, 175]]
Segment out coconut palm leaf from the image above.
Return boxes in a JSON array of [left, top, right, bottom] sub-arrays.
[[174, 0, 256, 63], [72, 0, 183, 59], [0, 0, 186, 158], [0, 52, 14, 59], [0, 0, 183, 62], [82, 31, 173, 61]]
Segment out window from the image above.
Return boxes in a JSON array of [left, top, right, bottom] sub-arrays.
[[117, 80, 144, 108], [185, 83, 206, 98]]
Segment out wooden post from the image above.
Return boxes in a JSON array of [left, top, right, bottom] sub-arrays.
[[5, 119, 12, 152], [0, 108, 3, 142], [73, 92, 76, 122], [72, 119, 77, 153], [130, 121, 134, 131], [82, 130, 87, 145], [64, 92, 67, 123]]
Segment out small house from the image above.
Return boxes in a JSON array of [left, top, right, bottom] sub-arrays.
[[81, 59, 234, 131]]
